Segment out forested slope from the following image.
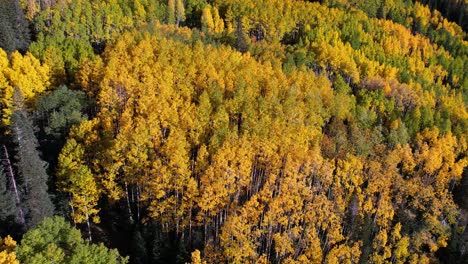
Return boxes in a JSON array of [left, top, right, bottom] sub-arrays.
[[0, 0, 467, 263]]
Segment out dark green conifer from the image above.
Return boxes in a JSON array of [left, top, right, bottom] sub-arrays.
[[0, 0, 30, 53], [11, 89, 54, 229], [0, 164, 15, 222]]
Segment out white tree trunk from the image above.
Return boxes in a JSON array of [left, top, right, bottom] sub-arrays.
[[3, 145, 25, 226]]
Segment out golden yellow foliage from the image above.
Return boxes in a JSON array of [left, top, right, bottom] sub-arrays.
[[0, 49, 50, 125], [0, 236, 18, 264]]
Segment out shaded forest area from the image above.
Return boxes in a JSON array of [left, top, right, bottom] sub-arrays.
[[0, 0, 467, 263]]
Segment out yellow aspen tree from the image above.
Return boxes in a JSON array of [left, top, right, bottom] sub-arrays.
[[0, 50, 13, 126], [6, 51, 50, 101], [212, 7, 225, 34], [133, 0, 147, 25], [57, 138, 100, 241], [201, 6, 215, 34], [1, 51, 50, 125], [300, 226, 323, 263], [198, 137, 253, 218], [167, 0, 176, 24], [325, 242, 362, 264], [390, 223, 410, 263], [25, 0, 40, 20], [0, 236, 18, 264], [175, 0, 185, 26], [220, 195, 262, 263], [191, 249, 207, 264]]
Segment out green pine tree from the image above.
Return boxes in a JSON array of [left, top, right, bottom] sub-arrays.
[[131, 227, 148, 264], [12, 109, 54, 229], [11, 89, 54, 229], [0, 164, 16, 222], [0, 0, 30, 53]]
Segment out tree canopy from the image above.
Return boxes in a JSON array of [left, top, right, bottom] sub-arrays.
[[0, 0, 466, 263]]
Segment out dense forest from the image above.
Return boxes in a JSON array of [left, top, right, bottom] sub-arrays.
[[0, 0, 467, 263]]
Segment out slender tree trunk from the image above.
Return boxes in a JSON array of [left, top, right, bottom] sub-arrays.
[[189, 204, 193, 248], [215, 213, 219, 244], [83, 196, 93, 242], [86, 217, 92, 242], [69, 194, 77, 227], [125, 181, 133, 221], [266, 223, 273, 258], [175, 189, 179, 234], [322, 235, 329, 253], [373, 193, 382, 225], [136, 184, 141, 221], [204, 212, 207, 245], [3, 145, 25, 226]]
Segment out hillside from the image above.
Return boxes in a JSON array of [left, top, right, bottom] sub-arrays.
[[0, 0, 467, 263]]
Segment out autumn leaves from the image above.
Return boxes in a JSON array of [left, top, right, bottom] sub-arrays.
[[53, 28, 468, 262], [0, 0, 466, 262]]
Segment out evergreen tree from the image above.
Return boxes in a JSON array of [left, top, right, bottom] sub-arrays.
[[34, 85, 91, 166], [13, 1, 467, 263], [0, 0, 30, 54], [0, 144, 25, 229], [34, 85, 90, 141], [11, 90, 54, 228], [0, 164, 15, 223], [235, 17, 248, 53], [130, 227, 148, 264]]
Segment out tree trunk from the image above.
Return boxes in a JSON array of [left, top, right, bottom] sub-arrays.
[[3, 145, 25, 226], [136, 184, 141, 221], [125, 181, 133, 222], [86, 217, 92, 242], [83, 196, 93, 242]]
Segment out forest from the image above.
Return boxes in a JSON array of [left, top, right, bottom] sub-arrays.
[[0, 0, 467, 263]]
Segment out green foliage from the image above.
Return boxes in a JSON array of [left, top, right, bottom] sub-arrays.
[[0, 164, 15, 223], [388, 119, 410, 148], [16, 216, 128, 264], [0, 0, 466, 263], [130, 228, 147, 264], [29, 0, 167, 82], [0, 0, 30, 54], [34, 85, 91, 142], [11, 105, 54, 229]]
